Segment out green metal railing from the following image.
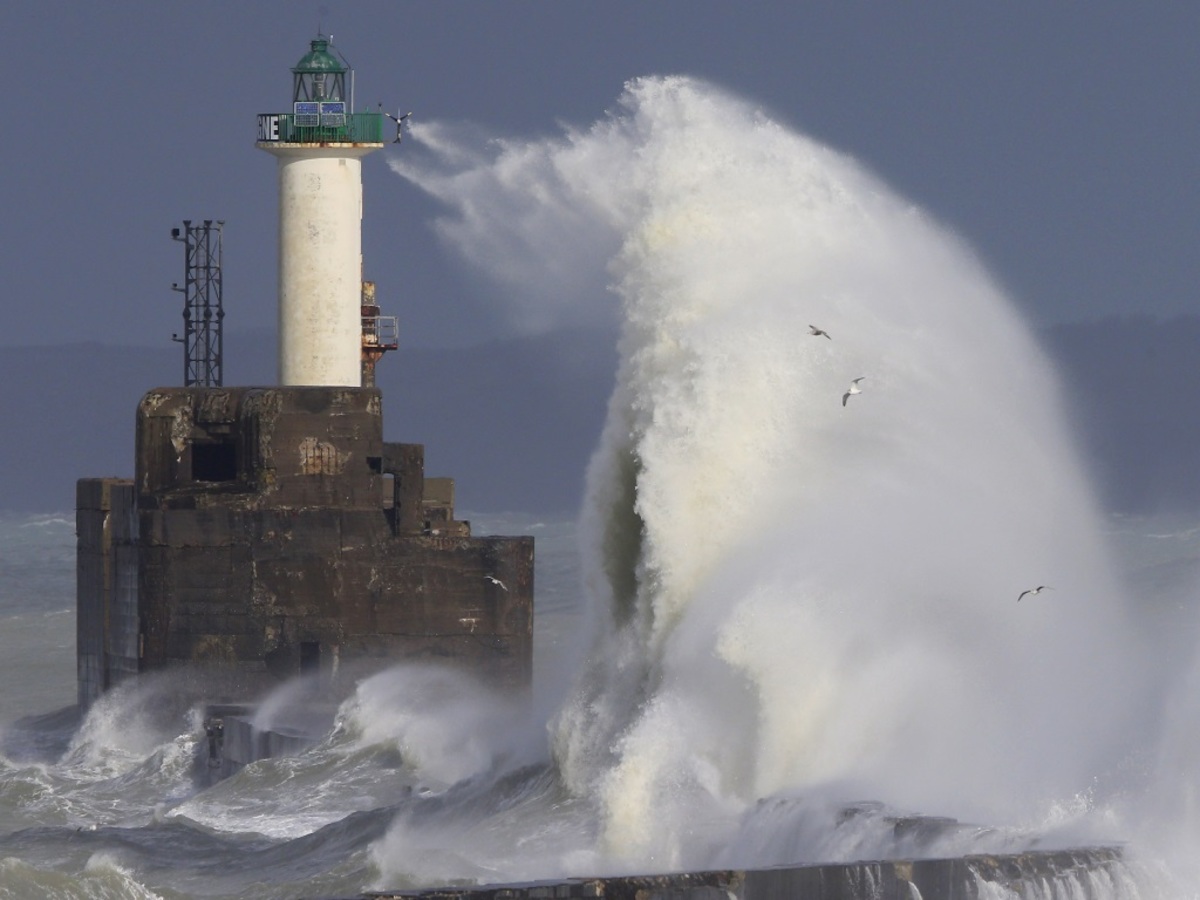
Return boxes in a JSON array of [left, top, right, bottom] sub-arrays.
[[258, 112, 384, 145]]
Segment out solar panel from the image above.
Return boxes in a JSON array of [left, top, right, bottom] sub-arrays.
[[294, 101, 320, 127], [320, 101, 347, 128]]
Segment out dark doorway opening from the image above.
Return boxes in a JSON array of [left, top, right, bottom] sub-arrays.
[[299, 641, 321, 676], [192, 440, 237, 482]]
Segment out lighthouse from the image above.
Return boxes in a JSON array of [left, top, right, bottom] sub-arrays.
[[75, 37, 534, 727], [256, 38, 385, 386]]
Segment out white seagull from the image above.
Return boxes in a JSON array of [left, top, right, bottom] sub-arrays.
[[484, 575, 509, 592], [842, 377, 865, 407], [1017, 585, 1051, 602], [809, 325, 832, 340]]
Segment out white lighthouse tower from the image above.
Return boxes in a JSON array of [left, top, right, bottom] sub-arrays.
[[256, 37, 385, 386]]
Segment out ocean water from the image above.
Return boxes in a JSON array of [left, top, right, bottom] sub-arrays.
[[2, 510, 1198, 898], [3, 75, 1200, 897], [0, 511, 587, 898]]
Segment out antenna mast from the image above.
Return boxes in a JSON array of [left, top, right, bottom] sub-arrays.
[[170, 220, 225, 387]]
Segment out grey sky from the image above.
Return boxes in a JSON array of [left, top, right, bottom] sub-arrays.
[[4, 2, 1197, 351]]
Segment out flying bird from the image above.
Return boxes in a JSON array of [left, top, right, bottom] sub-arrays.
[[809, 325, 832, 340], [484, 575, 508, 592], [842, 377, 865, 407], [1017, 585, 1051, 602]]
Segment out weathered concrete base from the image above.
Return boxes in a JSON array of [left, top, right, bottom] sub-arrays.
[[367, 848, 1127, 900], [198, 702, 336, 783], [79, 386, 535, 711]]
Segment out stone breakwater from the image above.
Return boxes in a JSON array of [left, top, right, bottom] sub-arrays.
[[360, 847, 1128, 900]]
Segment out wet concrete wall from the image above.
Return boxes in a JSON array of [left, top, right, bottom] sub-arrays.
[[78, 385, 534, 705], [76, 477, 139, 708], [366, 847, 1126, 900]]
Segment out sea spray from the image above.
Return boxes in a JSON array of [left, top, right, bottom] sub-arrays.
[[337, 664, 542, 787], [392, 75, 1152, 874], [60, 674, 201, 781]]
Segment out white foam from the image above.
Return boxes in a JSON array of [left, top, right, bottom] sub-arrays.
[[390, 74, 1179, 883]]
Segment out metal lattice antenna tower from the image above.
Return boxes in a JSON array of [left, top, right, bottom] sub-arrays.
[[170, 220, 225, 387]]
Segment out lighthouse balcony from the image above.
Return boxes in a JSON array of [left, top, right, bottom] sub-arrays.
[[362, 315, 398, 350], [256, 111, 384, 146]]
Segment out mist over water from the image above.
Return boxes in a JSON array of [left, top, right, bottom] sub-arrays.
[[393, 76, 1179, 877]]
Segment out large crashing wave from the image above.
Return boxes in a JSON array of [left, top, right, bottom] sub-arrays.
[[392, 76, 1146, 871]]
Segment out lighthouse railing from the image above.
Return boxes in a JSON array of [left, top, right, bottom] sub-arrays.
[[256, 112, 384, 145], [362, 315, 399, 350]]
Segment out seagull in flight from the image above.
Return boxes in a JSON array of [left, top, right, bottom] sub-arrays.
[[1017, 585, 1051, 602], [484, 575, 508, 592], [842, 377, 865, 407], [809, 325, 832, 340]]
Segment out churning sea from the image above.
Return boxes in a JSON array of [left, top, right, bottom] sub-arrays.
[[1, 509, 1199, 898], [0, 510, 591, 898]]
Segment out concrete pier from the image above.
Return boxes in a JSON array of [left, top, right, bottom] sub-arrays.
[[364, 847, 1127, 900], [198, 702, 336, 783]]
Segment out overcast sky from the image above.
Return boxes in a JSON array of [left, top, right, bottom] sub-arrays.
[[4, 2, 1197, 352]]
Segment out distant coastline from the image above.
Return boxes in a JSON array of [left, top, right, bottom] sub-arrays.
[[0, 316, 1196, 515]]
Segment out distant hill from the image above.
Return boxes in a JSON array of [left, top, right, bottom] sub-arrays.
[[0, 328, 616, 515], [1044, 315, 1200, 514], [381, 327, 618, 514], [0, 316, 1195, 515], [0, 342, 173, 514]]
